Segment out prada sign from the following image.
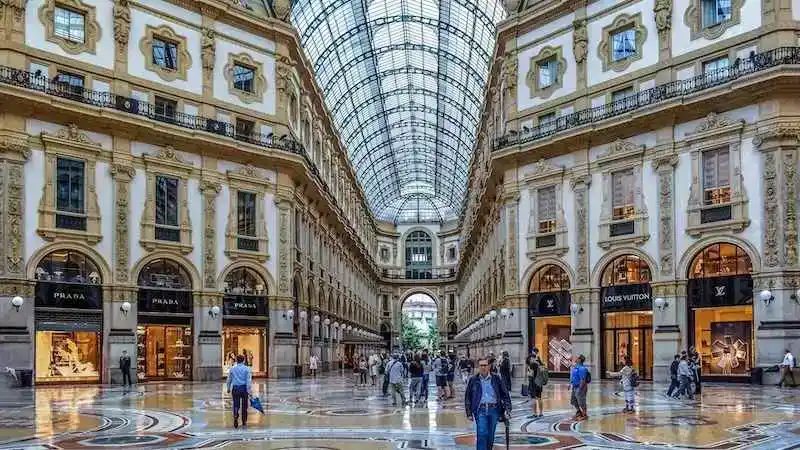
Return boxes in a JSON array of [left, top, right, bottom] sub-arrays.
[[223, 295, 267, 316], [688, 275, 753, 308], [600, 283, 652, 312], [138, 288, 192, 313], [528, 291, 570, 316], [35, 282, 102, 309]]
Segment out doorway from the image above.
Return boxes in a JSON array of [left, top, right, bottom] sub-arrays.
[[602, 311, 653, 380]]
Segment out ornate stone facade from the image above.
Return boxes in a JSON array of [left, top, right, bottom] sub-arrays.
[[200, 180, 221, 289], [110, 163, 135, 283]]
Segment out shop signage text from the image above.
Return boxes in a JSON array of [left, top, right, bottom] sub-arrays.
[[600, 283, 652, 311], [138, 288, 192, 313], [35, 282, 102, 309], [223, 295, 267, 316], [528, 291, 570, 316], [688, 275, 753, 308]]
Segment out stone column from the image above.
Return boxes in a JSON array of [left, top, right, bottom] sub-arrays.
[[195, 292, 223, 381], [108, 160, 137, 384], [271, 188, 297, 378], [0, 132, 32, 384], [753, 125, 800, 384], [651, 154, 681, 382], [570, 175, 596, 370]]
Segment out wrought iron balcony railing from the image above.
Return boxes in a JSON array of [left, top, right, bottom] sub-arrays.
[[493, 46, 800, 151]]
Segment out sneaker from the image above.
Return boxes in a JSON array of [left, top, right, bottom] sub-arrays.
[[233, 420, 239, 429]]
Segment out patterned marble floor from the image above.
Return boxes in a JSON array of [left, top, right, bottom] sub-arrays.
[[0, 374, 797, 449]]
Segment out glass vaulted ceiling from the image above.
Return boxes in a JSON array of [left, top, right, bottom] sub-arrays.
[[291, 0, 505, 223]]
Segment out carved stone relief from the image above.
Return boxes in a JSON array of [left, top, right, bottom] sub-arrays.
[[6, 162, 25, 276], [111, 163, 135, 283], [571, 176, 591, 286], [113, 0, 130, 56], [763, 151, 779, 268], [201, 180, 221, 288], [277, 200, 291, 295], [201, 28, 215, 84], [653, 155, 678, 278]]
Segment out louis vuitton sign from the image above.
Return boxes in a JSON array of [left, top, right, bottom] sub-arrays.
[[138, 288, 192, 313], [687, 275, 753, 308], [600, 283, 652, 312], [528, 291, 570, 316]]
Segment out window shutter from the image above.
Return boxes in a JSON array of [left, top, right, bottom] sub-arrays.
[[537, 186, 556, 222]]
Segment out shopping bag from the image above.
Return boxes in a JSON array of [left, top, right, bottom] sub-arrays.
[[520, 383, 528, 397], [249, 396, 265, 414]]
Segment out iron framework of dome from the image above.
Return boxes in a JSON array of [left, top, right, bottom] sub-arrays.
[[291, 0, 505, 223]]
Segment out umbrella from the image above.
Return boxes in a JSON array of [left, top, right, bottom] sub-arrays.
[[504, 416, 510, 450], [249, 396, 265, 414]]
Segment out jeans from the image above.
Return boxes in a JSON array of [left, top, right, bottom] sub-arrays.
[[231, 385, 249, 425], [121, 368, 132, 387], [390, 382, 406, 405], [570, 386, 587, 413], [360, 370, 368, 384], [421, 373, 429, 400], [678, 375, 693, 399], [409, 377, 423, 402], [382, 374, 390, 395], [475, 405, 501, 450], [666, 377, 679, 397]]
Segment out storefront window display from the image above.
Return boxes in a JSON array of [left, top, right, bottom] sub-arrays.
[[34, 250, 104, 384], [137, 259, 194, 381], [528, 265, 572, 373], [687, 243, 754, 379], [222, 267, 268, 377], [35, 331, 100, 383], [600, 255, 653, 380]]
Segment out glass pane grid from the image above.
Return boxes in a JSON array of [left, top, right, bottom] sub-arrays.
[[292, 0, 504, 222]]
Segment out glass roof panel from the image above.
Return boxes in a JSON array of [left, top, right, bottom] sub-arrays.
[[292, 0, 504, 223]]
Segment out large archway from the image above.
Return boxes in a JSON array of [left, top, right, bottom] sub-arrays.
[[400, 293, 439, 351]]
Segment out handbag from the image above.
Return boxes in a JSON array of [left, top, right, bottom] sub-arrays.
[[521, 383, 529, 397]]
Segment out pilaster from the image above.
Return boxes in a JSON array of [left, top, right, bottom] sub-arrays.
[[571, 174, 591, 287]]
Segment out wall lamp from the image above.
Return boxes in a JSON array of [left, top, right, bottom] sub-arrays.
[[208, 305, 220, 318], [570, 303, 583, 315], [120, 301, 131, 317], [654, 297, 669, 311], [760, 290, 774, 306], [790, 289, 800, 306], [500, 308, 514, 318], [10, 296, 23, 312], [284, 309, 295, 320]]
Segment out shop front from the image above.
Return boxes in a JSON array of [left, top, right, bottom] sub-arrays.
[[600, 255, 653, 380], [136, 259, 194, 382], [33, 250, 104, 384], [222, 267, 268, 377], [687, 243, 754, 381], [527, 265, 572, 375]]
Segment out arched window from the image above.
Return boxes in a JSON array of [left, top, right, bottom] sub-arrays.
[[138, 259, 191, 290], [405, 230, 433, 279], [689, 243, 752, 279], [601, 255, 651, 286], [529, 265, 570, 292], [223, 267, 266, 296], [35, 250, 101, 284]]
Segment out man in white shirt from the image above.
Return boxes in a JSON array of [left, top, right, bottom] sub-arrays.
[[779, 349, 796, 388], [386, 354, 407, 407]]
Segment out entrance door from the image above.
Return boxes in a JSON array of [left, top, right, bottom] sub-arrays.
[[603, 327, 652, 380]]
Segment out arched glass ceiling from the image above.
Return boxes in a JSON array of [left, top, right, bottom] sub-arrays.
[[291, 0, 505, 223]]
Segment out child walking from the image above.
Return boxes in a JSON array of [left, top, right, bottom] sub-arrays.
[[608, 356, 638, 413]]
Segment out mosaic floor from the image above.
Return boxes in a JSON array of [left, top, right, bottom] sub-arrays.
[[0, 374, 797, 449]]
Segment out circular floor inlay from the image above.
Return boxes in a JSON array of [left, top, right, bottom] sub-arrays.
[[79, 435, 166, 446]]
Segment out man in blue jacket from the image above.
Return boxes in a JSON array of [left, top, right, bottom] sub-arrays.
[[464, 357, 512, 450]]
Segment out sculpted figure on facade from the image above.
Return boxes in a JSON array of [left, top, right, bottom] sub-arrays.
[[201, 28, 215, 74], [654, 0, 672, 34], [113, 0, 130, 54], [572, 19, 588, 64]]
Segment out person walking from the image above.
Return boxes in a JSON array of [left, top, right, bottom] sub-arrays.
[[465, 357, 512, 450], [358, 355, 368, 385], [526, 348, 547, 418], [309, 353, 319, 378], [446, 352, 457, 399], [119, 350, 132, 391], [386, 354, 407, 407], [409, 354, 425, 406], [499, 351, 512, 394], [778, 348, 796, 388], [459, 355, 474, 384], [666, 354, 680, 398], [227, 354, 252, 428], [569, 355, 589, 420], [688, 346, 701, 395], [608, 356, 638, 412], [421, 351, 431, 402], [369, 353, 380, 386], [677, 353, 694, 400], [433, 351, 449, 400]]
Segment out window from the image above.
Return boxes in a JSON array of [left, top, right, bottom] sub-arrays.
[[448, 294, 455, 312], [236, 118, 255, 140], [611, 27, 637, 62], [703, 57, 729, 81], [232, 64, 255, 93], [55, 70, 84, 98], [537, 186, 556, 233], [539, 112, 556, 125], [612, 87, 634, 103], [612, 169, 635, 220], [56, 157, 86, 231], [155, 175, 179, 242], [537, 57, 558, 89], [237, 191, 256, 237], [702, 148, 731, 205], [447, 246, 456, 261], [152, 37, 178, 71], [382, 295, 389, 312], [702, 0, 732, 28], [53, 5, 85, 43], [154, 96, 177, 121]]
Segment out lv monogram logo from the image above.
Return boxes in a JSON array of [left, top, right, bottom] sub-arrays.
[[714, 286, 726, 297]]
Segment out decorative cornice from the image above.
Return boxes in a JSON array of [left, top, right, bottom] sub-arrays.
[[42, 123, 102, 148]]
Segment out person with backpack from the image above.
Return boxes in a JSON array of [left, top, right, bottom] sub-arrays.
[[666, 354, 680, 398], [408, 353, 425, 406], [446, 352, 457, 399], [608, 356, 638, 413], [499, 351, 512, 393], [526, 348, 548, 418], [569, 354, 589, 420]]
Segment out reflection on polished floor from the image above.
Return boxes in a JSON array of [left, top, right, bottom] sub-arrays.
[[0, 374, 797, 449]]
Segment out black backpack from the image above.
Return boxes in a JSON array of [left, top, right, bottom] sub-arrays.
[[585, 369, 592, 383]]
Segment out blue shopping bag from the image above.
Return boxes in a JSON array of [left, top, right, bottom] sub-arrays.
[[249, 396, 265, 414]]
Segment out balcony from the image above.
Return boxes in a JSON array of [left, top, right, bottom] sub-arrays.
[[380, 267, 457, 281], [494, 47, 800, 151]]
